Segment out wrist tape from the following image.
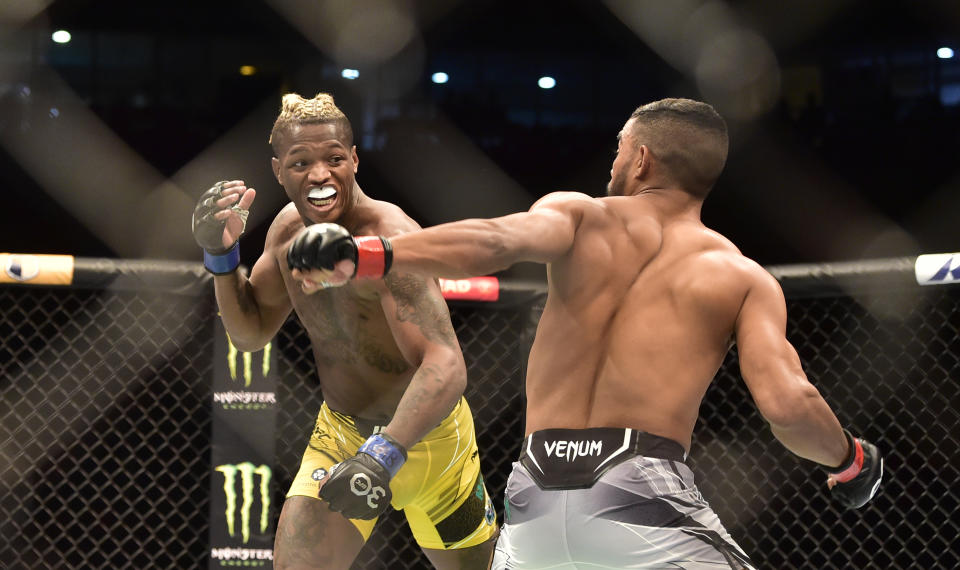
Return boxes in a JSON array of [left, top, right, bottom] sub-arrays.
[[358, 433, 407, 478], [354, 236, 393, 279], [827, 429, 864, 483], [203, 243, 240, 275]]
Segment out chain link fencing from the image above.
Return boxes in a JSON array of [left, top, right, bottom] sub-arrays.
[[1, 284, 216, 568], [2, 261, 958, 569]]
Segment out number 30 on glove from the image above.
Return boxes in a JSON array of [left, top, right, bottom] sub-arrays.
[[317, 434, 407, 520], [825, 429, 883, 509]]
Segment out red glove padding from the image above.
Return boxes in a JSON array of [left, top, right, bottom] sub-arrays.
[[286, 223, 392, 279], [826, 429, 883, 509]]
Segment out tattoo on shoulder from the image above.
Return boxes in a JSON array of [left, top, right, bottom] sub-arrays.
[[384, 273, 457, 348]]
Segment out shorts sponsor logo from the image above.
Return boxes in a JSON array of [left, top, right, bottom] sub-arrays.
[[311, 468, 328, 481], [484, 496, 496, 526], [215, 462, 272, 544], [543, 439, 603, 462], [4, 255, 40, 281]]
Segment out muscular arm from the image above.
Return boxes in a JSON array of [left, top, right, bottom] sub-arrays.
[[377, 271, 467, 448], [735, 268, 849, 467], [388, 193, 581, 278], [214, 225, 293, 352]]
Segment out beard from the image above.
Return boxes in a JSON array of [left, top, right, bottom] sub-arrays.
[[606, 171, 627, 197]]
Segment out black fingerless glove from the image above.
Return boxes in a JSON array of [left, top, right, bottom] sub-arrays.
[[287, 223, 392, 278], [192, 181, 241, 275], [825, 429, 883, 509], [318, 434, 407, 520]]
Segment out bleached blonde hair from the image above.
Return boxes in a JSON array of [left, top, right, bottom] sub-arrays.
[[268, 92, 354, 154]]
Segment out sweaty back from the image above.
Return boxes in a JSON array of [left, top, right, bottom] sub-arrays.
[[524, 195, 749, 450]]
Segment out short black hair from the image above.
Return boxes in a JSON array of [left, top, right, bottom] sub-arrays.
[[629, 98, 729, 199]]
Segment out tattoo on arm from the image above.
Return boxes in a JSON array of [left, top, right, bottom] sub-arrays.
[[384, 273, 458, 348], [393, 363, 447, 427]]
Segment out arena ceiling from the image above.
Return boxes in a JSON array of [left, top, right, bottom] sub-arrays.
[[2, 0, 959, 269]]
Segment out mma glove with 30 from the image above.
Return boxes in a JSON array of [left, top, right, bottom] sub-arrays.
[[318, 434, 407, 520], [287, 223, 392, 278], [192, 181, 248, 275], [825, 429, 883, 509]]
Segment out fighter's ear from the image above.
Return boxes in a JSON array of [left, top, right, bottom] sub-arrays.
[[351, 146, 358, 174], [634, 145, 651, 180], [271, 157, 282, 183]]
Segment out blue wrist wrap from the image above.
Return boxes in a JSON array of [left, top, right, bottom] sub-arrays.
[[358, 434, 407, 478], [203, 243, 240, 275]]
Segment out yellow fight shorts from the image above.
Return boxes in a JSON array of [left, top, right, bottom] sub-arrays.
[[286, 397, 498, 550]]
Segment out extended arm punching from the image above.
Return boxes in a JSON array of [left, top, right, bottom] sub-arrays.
[[286, 194, 582, 282]]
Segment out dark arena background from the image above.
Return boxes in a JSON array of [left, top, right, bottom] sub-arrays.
[[2, 1, 960, 569]]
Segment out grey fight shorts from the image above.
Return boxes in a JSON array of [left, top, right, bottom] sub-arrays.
[[492, 428, 755, 569]]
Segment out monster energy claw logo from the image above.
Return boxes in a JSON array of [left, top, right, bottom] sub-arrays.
[[216, 462, 272, 544], [225, 331, 272, 387]]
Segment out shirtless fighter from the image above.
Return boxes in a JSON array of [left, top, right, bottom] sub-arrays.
[[284, 98, 883, 568], [192, 92, 498, 569]]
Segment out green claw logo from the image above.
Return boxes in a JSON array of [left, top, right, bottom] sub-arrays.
[[225, 331, 271, 387], [216, 462, 272, 543]]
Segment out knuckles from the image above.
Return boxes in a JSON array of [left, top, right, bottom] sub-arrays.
[[287, 224, 356, 272]]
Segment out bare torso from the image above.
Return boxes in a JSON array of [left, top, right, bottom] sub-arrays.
[[525, 194, 756, 451], [267, 202, 418, 420]]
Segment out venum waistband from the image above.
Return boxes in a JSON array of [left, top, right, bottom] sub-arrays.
[[519, 427, 687, 490]]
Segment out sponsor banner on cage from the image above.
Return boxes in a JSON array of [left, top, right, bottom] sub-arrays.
[[439, 276, 500, 302], [914, 253, 960, 286], [0, 253, 74, 285], [213, 320, 278, 411], [210, 319, 278, 568], [209, 455, 275, 567]]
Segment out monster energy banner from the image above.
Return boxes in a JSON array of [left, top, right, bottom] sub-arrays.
[[209, 319, 278, 568]]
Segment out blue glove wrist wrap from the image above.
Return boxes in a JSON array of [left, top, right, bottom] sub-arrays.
[[203, 243, 240, 275], [358, 434, 407, 478]]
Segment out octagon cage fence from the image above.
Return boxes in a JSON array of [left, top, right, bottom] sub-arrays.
[[1, 254, 958, 569]]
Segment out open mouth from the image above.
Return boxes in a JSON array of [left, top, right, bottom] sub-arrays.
[[307, 186, 337, 207]]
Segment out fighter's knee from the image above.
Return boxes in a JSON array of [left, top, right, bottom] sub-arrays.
[[273, 496, 365, 569]]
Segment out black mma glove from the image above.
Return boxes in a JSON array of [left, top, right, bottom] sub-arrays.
[[287, 223, 392, 279], [825, 429, 883, 509], [318, 433, 407, 520], [192, 181, 248, 275]]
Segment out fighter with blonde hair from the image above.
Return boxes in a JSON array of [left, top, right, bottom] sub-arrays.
[[192, 92, 499, 569], [288, 98, 883, 569]]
